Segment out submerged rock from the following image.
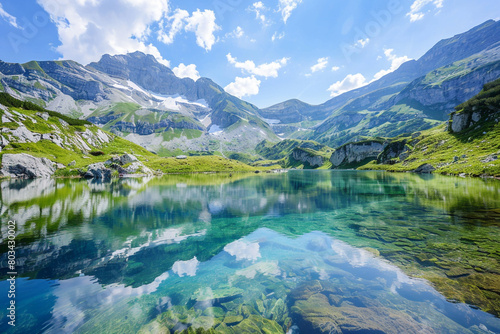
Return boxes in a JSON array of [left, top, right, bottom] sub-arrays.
[[1, 153, 55, 178], [193, 286, 244, 304], [289, 281, 433, 334]]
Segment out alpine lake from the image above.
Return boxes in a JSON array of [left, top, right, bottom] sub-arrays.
[[1, 170, 500, 333]]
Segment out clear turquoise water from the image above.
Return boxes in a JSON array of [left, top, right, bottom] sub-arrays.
[[0, 171, 499, 333]]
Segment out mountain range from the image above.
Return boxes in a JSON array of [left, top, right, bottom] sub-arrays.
[[0, 52, 277, 156], [0, 20, 499, 160], [262, 20, 500, 147]]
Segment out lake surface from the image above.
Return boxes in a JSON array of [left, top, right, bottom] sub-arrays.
[[0, 170, 499, 333]]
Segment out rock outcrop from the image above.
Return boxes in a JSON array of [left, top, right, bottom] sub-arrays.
[[330, 141, 385, 168], [449, 107, 499, 133], [119, 153, 138, 165], [292, 148, 325, 168], [1, 153, 55, 178], [122, 161, 153, 175], [377, 139, 408, 164]]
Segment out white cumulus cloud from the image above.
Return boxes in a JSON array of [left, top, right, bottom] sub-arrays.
[[158, 9, 190, 44], [327, 73, 367, 97], [0, 3, 19, 28], [226, 53, 289, 78], [373, 49, 412, 81], [407, 0, 444, 22], [311, 57, 329, 73], [331, 66, 340, 71], [158, 8, 220, 51], [224, 76, 261, 98], [327, 49, 411, 97], [185, 9, 220, 51], [278, 0, 302, 23], [37, 0, 171, 65], [172, 63, 200, 81]]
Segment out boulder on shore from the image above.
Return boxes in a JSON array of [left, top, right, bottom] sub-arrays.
[[84, 162, 112, 180], [123, 161, 153, 175], [1, 153, 55, 178], [413, 163, 436, 174], [119, 153, 138, 165]]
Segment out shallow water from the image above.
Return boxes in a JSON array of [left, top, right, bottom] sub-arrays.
[[0, 171, 499, 333]]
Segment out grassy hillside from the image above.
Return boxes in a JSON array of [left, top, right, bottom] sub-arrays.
[[360, 79, 500, 177], [0, 94, 261, 176]]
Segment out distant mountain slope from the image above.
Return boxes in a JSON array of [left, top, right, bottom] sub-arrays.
[[0, 52, 278, 155], [360, 78, 500, 177], [312, 46, 500, 147], [261, 20, 500, 148]]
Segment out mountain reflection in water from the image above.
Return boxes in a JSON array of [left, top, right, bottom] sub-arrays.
[[1, 171, 499, 333]]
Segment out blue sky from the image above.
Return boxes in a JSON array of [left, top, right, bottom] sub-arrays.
[[0, 0, 499, 108]]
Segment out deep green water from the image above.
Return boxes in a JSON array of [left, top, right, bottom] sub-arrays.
[[0, 170, 499, 333]]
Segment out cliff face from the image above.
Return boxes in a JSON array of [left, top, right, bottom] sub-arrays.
[[392, 59, 500, 120], [448, 77, 500, 133], [449, 103, 500, 133], [449, 109, 485, 133], [330, 141, 386, 168], [291, 148, 325, 168]]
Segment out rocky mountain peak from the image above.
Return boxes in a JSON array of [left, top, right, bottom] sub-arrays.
[[417, 20, 500, 74], [87, 51, 202, 99]]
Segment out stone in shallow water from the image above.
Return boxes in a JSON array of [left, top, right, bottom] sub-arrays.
[[192, 316, 221, 329], [289, 281, 434, 334], [202, 307, 225, 318], [223, 315, 243, 325], [138, 319, 169, 334], [219, 315, 284, 333], [193, 286, 244, 303], [235, 261, 281, 279]]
